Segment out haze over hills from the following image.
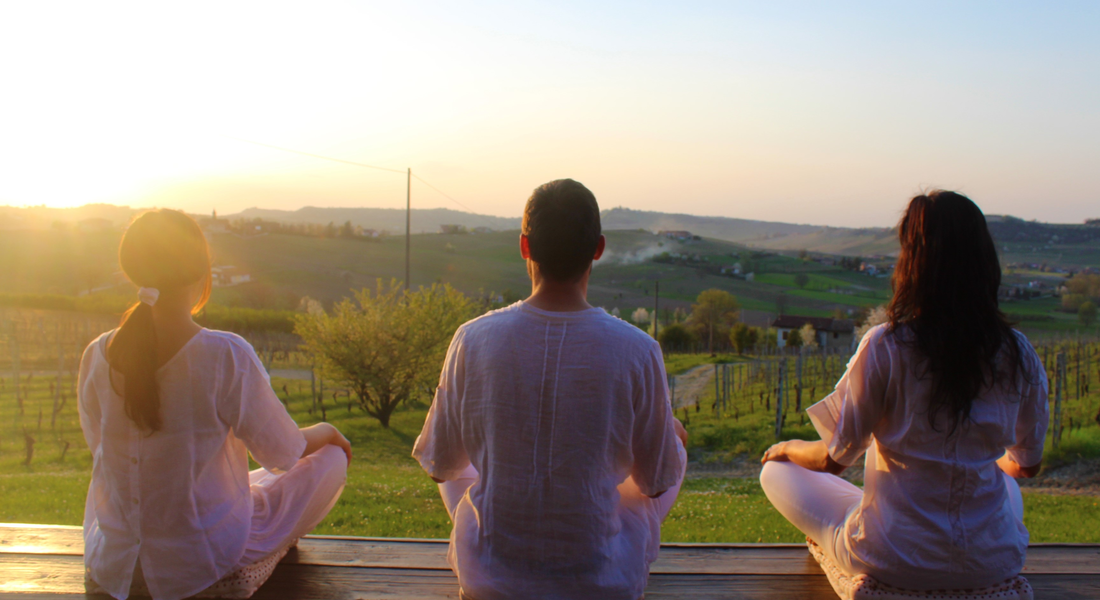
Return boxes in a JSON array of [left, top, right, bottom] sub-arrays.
[[3, 203, 1097, 263]]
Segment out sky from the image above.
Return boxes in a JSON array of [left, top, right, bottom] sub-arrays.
[[1, 1, 1098, 227]]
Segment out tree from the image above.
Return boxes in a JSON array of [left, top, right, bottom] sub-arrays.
[[658, 323, 695, 352], [295, 280, 477, 428], [855, 305, 889, 341], [1081, 301, 1098, 328], [688, 289, 741, 355], [793, 273, 810, 289], [631, 307, 650, 325], [730, 323, 751, 354], [746, 327, 761, 352], [775, 292, 789, 315], [786, 327, 804, 348], [798, 323, 818, 350]]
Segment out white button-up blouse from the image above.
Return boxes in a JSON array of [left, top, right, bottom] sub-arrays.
[[807, 324, 1049, 582], [78, 329, 306, 600]]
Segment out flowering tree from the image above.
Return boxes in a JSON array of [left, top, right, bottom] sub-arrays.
[[295, 280, 476, 428]]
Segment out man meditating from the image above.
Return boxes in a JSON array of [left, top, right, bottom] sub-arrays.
[[413, 179, 688, 600]]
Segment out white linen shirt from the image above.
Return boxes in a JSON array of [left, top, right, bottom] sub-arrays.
[[807, 324, 1049, 582], [78, 329, 306, 600], [413, 302, 685, 600]]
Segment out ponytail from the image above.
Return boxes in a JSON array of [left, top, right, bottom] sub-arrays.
[[108, 302, 162, 431], [106, 209, 212, 433]]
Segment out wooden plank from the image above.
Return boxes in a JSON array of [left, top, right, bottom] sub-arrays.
[[0, 525, 82, 556], [0, 555, 85, 595], [3, 554, 1100, 600], [4, 525, 1098, 575]]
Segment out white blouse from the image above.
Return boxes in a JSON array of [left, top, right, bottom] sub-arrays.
[[807, 324, 1049, 582], [413, 302, 685, 600], [78, 329, 306, 600]]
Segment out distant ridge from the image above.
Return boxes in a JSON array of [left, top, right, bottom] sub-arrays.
[[227, 206, 521, 234], [2, 204, 1095, 259]]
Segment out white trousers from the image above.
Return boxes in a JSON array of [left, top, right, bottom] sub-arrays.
[[239, 444, 348, 566], [759, 460, 1024, 590]]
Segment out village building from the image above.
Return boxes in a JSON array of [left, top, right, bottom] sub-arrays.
[[199, 210, 230, 236], [772, 315, 855, 349], [657, 230, 693, 240], [211, 265, 252, 287]]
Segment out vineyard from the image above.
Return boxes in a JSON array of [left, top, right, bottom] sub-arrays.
[[1, 305, 1098, 473], [667, 336, 1100, 464]]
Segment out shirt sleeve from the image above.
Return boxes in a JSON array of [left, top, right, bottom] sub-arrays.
[[219, 338, 305, 474], [630, 341, 686, 497], [1006, 338, 1049, 468], [412, 327, 470, 481], [77, 336, 104, 453], [806, 325, 889, 467]]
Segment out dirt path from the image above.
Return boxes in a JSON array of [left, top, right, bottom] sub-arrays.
[[671, 364, 716, 410]]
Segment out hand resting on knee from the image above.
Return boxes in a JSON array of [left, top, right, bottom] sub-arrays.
[[301, 423, 353, 465], [761, 439, 846, 476]]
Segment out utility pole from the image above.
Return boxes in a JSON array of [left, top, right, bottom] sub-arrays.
[[653, 281, 660, 340], [405, 168, 411, 291]]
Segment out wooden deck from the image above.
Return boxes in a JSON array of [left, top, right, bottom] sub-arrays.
[[2, 524, 1099, 599]]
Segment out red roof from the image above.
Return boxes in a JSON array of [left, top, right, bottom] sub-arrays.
[[771, 315, 854, 333]]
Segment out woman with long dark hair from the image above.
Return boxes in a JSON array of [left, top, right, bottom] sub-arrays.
[[79, 209, 352, 600], [759, 191, 1048, 590]]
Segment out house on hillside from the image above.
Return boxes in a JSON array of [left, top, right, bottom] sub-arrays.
[[773, 315, 855, 349], [354, 226, 381, 238], [658, 230, 693, 241], [211, 266, 252, 287]]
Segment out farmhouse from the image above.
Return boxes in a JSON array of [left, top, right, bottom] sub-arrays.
[[772, 315, 855, 349], [211, 265, 252, 286], [658, 230, 693, 240]]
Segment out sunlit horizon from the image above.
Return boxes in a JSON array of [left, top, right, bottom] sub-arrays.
[[2, 2, 1099, 227]]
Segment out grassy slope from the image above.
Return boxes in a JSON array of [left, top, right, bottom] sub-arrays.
[[3, 367, 1100, 543]]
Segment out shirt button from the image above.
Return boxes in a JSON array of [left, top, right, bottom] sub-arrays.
[[132, 498, 139, 505], [131, 458, 138, 465]]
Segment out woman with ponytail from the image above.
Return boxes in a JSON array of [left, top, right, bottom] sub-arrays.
[[759, 192, 1048, 591], [78, 209, 351, 600]]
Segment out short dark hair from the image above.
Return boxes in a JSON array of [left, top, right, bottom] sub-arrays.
[[522, 179, 602, 281]]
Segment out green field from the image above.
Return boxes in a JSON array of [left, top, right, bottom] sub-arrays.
[[2, 358, 1099, 544]]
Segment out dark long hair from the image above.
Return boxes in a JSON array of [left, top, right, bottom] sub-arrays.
[[107, 209, 212, 432], [887, 191, 1022, 432]]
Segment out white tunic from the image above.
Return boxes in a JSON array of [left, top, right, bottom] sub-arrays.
[[78, 329, 306, 600], [807, 324, 1049, 583], [413, 302, 685, 600]]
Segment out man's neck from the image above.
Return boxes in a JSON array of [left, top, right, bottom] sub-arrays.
[[525, 272, 592, 313]]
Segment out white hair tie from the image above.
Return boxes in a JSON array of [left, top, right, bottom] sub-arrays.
[[138, 287, 160, 307]]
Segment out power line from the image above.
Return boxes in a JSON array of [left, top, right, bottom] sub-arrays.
[[411, 174, 478, 214], [223, 136, 408, 174]]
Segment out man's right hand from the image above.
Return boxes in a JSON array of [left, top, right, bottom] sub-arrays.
[[672, 418, 688, 447]]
